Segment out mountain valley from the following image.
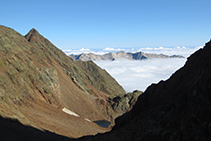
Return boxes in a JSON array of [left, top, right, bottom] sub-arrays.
[[0, 25, 211, 141], [81, 39, 211, 140]]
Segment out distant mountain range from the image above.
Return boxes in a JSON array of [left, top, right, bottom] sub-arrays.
[[69, 51, 184, 61]]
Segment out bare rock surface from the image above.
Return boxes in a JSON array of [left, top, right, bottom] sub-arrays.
[[69, 51, 184, 61]]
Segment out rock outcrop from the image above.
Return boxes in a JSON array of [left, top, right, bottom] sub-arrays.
[[82, 40, 211, 140], [69, 51, 184, 61], [0, 25, 140, 138]]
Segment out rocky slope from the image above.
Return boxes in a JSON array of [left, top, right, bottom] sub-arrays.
[[81, 40, 211, 141], [0, 25, 141, 138], [69, 51, 183, 61]]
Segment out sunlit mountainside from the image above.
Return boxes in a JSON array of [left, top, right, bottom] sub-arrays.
[[0, 25, 142, 138]]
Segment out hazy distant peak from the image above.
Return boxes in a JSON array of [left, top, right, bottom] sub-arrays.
[[70, 50, 184, 61], [116, 51, 125, 54]]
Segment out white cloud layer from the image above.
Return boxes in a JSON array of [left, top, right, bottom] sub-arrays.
[[94, 58, 187, 92], [64, 46, 202, 57], [64, 46, 202, 92], [103, 47, 125, 52], [137, 46, 203, 57]]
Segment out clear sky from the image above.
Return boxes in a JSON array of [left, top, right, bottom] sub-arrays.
[[1, 0, 211, 50]]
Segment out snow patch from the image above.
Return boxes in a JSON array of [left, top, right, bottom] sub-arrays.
[[62, 108, 80, 117], [62, 108, 92, 122], [84, 118, 91, 122]]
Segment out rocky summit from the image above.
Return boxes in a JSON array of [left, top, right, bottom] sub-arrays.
[[0, 25, 142, 139], [69, 51, 183, 61], [82, 40, 211, 140]]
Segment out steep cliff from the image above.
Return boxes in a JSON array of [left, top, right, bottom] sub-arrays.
[[83, 40, 211, 140]]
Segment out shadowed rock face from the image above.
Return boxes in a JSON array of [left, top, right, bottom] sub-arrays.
[[0, 25, 141, 139], [81, 40, 211, 141], [0, 116, 71, 141]]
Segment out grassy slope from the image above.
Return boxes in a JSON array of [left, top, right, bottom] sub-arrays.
[[0, 25, 126, 138]]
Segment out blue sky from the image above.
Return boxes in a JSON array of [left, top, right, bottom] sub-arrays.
[[1, 0, 211, 50]]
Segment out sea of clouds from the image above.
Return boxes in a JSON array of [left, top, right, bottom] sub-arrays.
[[94, 58, 186, 92], [64, 46, 202, 92], [63, 46, 202, 57]]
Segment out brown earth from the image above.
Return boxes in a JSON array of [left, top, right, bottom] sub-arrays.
[[0, 25, 141, 139]]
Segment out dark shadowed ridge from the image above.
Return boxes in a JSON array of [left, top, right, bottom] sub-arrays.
[[80, 40, 211, 140], [0, 116, 72, 141]]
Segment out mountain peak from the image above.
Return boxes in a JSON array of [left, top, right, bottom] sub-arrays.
[[29, 28, 38, 33], [0, 25, 132, 138], [25, 28, 41, 42], [28, 28, 39, 35]]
